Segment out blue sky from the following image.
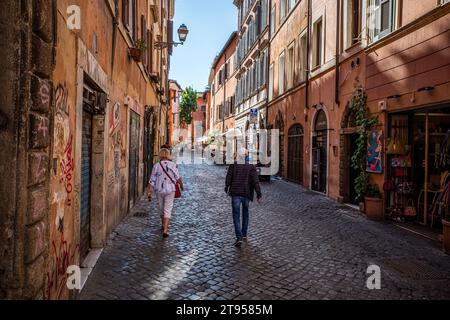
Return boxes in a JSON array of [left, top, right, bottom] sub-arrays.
[[170, 0, 237, 92]]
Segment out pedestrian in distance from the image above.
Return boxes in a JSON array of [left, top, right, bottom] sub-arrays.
[[225, 150, 262, 248], [147, 148, 184, 238]]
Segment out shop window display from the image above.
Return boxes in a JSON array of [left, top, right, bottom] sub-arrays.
[[386, 105, 450, 232]]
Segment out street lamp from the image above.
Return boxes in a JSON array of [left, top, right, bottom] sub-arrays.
[[155, 24, 189, 49]]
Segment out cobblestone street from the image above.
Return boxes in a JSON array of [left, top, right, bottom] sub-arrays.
[[80, 163, 450, 300]]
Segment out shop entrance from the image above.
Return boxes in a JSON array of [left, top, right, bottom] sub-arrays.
[[143, 108, 155, 193], [128, 111, 140, 209], [287, 124, 304, 185], [275, 111, 285, 177], [80, 87, 93, 261], [341, 107, 359, 204], [386, 104, 450, 232], [312, 110, 328, 193]]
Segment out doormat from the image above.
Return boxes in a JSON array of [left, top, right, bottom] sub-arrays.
[[133, 211, 148, 218], [378, 258, 450, 280]]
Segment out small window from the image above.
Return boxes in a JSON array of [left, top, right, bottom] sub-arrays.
[[369, 0, 396, 42], [287, 43, 295, 90], [346, 0, 362, 48], [270, 6, 276, 35], [278, 51, 285, 96], [288, 0, 296, 12], [312, 18, 323, 68], [298, 32, 307, 82], [269, 63, 274, 101], [280, 0, 286, 23]]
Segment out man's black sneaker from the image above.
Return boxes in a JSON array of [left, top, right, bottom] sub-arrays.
[[242, 237, 247, 241], [234, 240, 243, 247]]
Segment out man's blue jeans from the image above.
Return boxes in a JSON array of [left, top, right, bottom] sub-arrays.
[[232, 196, 250, 241]]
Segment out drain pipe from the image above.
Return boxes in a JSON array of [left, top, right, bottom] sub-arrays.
[[305, 0, 312, 114], [265, 0, 272, 129], [335, 0, 341, 106]]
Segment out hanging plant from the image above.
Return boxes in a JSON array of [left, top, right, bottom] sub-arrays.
[[350, 83, 379, 203]]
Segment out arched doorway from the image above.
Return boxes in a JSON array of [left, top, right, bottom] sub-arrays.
[[275, 111, 285, 177], [287, 124, 304, 184], [340, 104, 359, 204], [312, 110, 328, 193]]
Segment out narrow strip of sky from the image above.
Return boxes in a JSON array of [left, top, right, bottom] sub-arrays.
[[170, 0, 237, 92]]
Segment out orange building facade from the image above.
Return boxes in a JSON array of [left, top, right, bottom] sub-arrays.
[[263, 0, 450, 227], [0, 0, 175, 299], [210, 32, 239, 134]]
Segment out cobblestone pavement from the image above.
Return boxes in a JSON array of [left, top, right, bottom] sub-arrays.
[[80, 163, 450, 300]]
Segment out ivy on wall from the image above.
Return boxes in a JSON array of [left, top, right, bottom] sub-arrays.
[[350, 83, 379, 203]]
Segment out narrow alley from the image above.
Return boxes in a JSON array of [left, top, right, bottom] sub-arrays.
[[80, 163, 450, 300]]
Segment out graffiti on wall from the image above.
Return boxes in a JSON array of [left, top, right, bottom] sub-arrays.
[[109, 102, 120, 134], [45, 82, 80, 300], [40, 80, 51, 108], [60, 134, 74, 207], [52, 83, 72, 233], [108, 102, 127, 188], [44, 234, 80, 300]]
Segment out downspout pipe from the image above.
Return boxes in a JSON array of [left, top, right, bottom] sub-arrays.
[[335, 0, 341, 106], [166, 0, 171, 144], [159, 1, 164, 146], [305, 0, 311, 116], [265, 0, 272, 129]]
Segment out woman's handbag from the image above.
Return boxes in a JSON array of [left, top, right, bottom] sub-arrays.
[[160, 163, 182, 198], [404, 199, 417, 217]]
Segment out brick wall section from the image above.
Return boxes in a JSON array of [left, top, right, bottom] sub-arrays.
[[0, 0, 55, 299], [24, 0, 55, 299]]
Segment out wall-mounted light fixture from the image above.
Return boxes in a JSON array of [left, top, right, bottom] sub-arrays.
[[155, 24, 189, 50], [418, 86, 435, 93]]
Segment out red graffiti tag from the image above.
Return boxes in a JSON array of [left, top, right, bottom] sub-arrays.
[[60, 134, 74, 206], [44, 233, 80, 300]]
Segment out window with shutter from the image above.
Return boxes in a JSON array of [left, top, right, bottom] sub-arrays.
[[132, 0, 138, 42], [298, 32, 307, 82], [141, 15, 147, 67], [287, 43, 294, 90], [270, 6, 276, 35], [278, 51, 285, 95], [122, 0, 130, 30], [147, 30, 153, 73], [369, 0, 395, 42], [280, 0, 286, 23], [312, 18, 323, 68], [269, 63, 274, 101]]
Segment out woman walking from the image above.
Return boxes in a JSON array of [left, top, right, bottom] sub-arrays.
[[147, 148, 183, 238]]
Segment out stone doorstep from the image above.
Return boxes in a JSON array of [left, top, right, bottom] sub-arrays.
[[80, 248, 103, 290]]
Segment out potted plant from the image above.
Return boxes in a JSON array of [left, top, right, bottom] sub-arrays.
[[129, 38, 147, 62], [442, 212, 450, 254], [365, 184, 384, 221], [349, 83, 381, 218]]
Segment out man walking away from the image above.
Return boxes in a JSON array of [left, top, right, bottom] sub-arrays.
[[225, 158, 262, 247]]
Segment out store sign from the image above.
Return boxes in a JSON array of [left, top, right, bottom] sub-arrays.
[[250, 108, 258, 124]]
